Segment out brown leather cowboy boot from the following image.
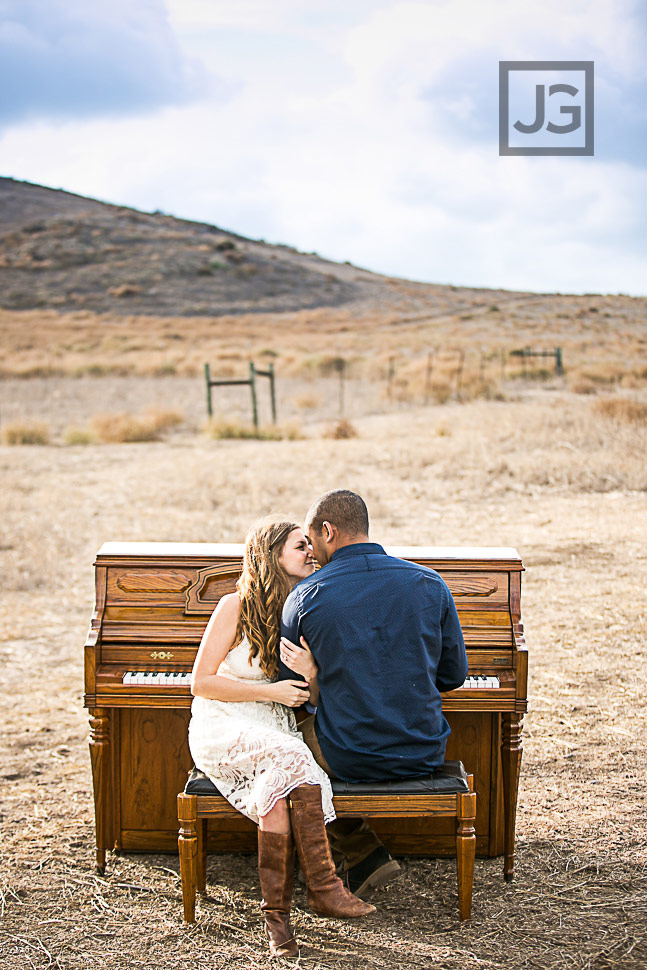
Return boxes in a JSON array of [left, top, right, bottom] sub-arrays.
[[258, 830, 300, 959], [289, 785, 376, 918]]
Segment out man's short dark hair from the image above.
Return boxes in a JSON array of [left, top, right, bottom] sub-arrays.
[[306, 489, 369, 537]]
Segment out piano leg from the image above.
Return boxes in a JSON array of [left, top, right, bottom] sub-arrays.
[[89, 708, 111, 875], [501, 712, 524, 881]]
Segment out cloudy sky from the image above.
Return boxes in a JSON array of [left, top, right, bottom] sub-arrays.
[[1, 0, 645, 295]]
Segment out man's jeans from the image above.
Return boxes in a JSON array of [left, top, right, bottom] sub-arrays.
[[298, 714, 384, 869]]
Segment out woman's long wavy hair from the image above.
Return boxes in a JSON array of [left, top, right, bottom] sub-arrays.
[[234, 520, 300, 680]]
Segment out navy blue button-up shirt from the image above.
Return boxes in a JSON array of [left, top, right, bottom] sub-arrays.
[[280, 543, 468, 782]]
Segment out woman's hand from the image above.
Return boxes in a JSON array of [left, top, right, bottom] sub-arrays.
[[280, 636, 318, 682], [268, 679, 310, 707]]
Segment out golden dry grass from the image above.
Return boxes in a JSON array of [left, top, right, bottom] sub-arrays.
[[63, 426, 94, 445], [0, 288, 645, 391], [324, 418, 359, 439], [90, 408, 184, 443], [2, 418, 51, 444], [205, 418, 302, 441], [592, 397, 647, 424]]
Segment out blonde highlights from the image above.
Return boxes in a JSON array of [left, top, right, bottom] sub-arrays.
[[235, 520, 299, 680]]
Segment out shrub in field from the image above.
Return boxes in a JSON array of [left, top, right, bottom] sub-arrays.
[[324, 419, 358, 439], [91, 412, 162, 443], [14, 365, 62, 379], [74, 362, 134, 377], [64, 426, 94, 445], [3, 420, 51, 445], [592, 398, 647, 424], [206, 419, 301, 440], [90, 408, 184, 443], [304, 354, 348, 377]]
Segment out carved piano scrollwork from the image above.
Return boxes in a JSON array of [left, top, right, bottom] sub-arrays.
[[446, 576, 499, 597], [150, 650, 174, 660], [185, 562, 241, 614]]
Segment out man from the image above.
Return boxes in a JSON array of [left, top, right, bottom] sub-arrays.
[[279, 489, 468, 899]]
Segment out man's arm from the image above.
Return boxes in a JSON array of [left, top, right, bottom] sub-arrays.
[[435, 583, 468, 692], [278, 588, 305, 683]]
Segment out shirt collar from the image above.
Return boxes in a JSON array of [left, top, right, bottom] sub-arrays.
[[330, 542, 386, 562]]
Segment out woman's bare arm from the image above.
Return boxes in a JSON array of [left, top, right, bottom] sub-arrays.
[[191, 593, 309, 707]]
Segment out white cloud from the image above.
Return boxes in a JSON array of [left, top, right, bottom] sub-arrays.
[[0, 0, 212, 125]]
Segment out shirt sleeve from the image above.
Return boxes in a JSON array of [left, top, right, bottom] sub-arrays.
[[435, 582, 469, 693], [278, 588, 305, 683]]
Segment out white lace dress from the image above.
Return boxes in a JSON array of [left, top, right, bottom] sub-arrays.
[[188, 637, 335, 825]]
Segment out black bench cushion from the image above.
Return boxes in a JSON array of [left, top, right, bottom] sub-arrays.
[[184, 760, 469, 797]]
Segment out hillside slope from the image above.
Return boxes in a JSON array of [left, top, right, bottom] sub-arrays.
[[0, 177, 401, 316]]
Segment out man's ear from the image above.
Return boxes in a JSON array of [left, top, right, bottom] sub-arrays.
[[322, 521, 335, 543]]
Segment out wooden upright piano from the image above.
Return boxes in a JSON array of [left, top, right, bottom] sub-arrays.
[[84, 543, 526, 877]]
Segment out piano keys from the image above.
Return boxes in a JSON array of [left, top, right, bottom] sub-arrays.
[[119, 671, 501, 689], [122, 671, 192, 686], [84, 543, 526, 877], [463, 675, 500, 689]]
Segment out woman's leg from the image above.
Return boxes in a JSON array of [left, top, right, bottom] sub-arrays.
[[258, 797, 291, 833], [289, 785, 376, 918], [257, 798, 299, 959]]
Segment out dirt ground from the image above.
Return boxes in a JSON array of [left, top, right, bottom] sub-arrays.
[[1, 378, 646, 970]]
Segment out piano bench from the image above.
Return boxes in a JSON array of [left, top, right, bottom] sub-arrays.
[[177, 761, 477, 924]]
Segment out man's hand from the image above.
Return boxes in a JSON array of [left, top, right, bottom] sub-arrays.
[[280, 635, 318, 682], [269, 679, 311, 707]]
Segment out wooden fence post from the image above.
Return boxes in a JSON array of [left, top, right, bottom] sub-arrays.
[[249, 362, 259, 429], [205, 363, 213, 418], [337, 358, 346, 417], [269, 363, 277, 423], [204, 362, 278, 427]]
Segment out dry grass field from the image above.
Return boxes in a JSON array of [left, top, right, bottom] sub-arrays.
[[1, 368, 646, 970]]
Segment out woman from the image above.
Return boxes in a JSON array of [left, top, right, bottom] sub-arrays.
[[189, 520, 374, 959]]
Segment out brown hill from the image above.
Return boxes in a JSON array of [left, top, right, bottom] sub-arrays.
[[0, 177, 410, 317]]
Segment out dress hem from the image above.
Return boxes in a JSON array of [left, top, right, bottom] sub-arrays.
[[257, 778, 336, 825]]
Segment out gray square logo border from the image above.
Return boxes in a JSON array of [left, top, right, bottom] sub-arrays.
[[499, 60, 594, 156]]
